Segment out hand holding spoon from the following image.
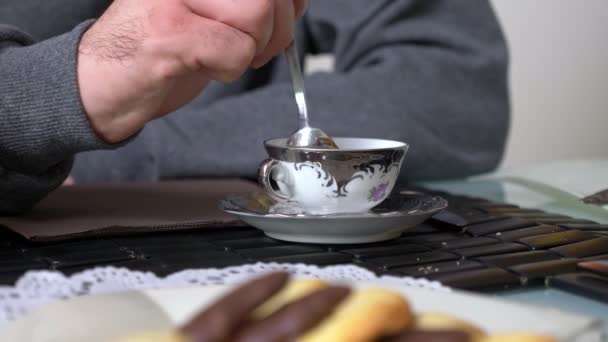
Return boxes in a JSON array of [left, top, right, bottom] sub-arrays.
[[284, 40, 339, 149]]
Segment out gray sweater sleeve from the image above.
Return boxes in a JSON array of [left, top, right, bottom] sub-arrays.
[[0, 22, 110, 214], [72, 0, 509, 183]]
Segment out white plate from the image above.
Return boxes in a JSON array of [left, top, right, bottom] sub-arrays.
[[1, 281, 602, 342], [220, 191, 448, 244]]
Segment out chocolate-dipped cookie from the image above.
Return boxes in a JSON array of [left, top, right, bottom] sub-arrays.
[[116, 273, 557, 342], [297, 288, 413, 342], [481, 334, 557, 342], [382, 330, 472, 342], [414, 313, 486, 341]]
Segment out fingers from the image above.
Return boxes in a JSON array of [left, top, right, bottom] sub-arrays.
[[251, 0, 296, 68], [177, 16, 257, 82], [294, 0, 309, 18], [233, 286, 351, 342], [185, 0, 276, 55], [185, 0, 301, 70], [180, 272, 288, 342]]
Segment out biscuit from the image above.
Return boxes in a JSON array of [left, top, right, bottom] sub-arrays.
[[115, 331, 188, 342], [481, 333, 557, 342], [414, 312, 487, 341], [117, 279, 555, 342], [383, 330, 472, 342], [252, 278, 329, 319], [297, 288, 412, 342]]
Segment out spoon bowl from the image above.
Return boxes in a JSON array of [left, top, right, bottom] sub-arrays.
[[286, 126, 339, 149]]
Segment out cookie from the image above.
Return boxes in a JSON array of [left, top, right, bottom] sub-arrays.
[[297, 288, 412, 342], [115, 331, 188, 342], [382, 330, 472, 342], [414, 313, 486, 341], [252, 278, 329, 319], [481, 333, 557, 342], [116, 277, 554, 342], [232, 286, 351, 342]]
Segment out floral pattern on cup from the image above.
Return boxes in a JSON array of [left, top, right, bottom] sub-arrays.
[[266, 161, 400, 214], [368, 182, 389, 202]]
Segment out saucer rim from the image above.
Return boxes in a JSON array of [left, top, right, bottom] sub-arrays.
[[220, 192, 448, 220]]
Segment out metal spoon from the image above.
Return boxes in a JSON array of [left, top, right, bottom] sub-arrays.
[[284, 40, 339, 149]]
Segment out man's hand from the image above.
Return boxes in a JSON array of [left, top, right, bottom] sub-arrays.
[[78, 0, 308, 143]]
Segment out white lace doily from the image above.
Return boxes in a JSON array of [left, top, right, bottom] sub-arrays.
[[0, 263, 448, 322]]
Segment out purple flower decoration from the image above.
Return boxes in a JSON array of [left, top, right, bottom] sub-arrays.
[[369, 182, 389, 202]]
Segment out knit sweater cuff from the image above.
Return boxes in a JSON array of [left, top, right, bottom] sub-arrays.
[[0, 20, 115, 173]]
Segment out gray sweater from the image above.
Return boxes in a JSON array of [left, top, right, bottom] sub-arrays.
[[0, 0, 509, 214]]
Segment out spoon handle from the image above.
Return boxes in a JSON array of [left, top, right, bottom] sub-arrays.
[[285, 40, 309, 129]]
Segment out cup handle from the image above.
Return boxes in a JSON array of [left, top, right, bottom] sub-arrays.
[[258, 159, 290, 202]]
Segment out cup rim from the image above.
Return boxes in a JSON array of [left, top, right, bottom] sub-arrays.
[[264, 137, 409, 152]]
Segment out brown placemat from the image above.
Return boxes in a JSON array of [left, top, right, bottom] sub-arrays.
[[0, 179, 260, 242]]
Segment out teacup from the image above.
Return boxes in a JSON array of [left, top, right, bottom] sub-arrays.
[[258, 137, 409, 214]]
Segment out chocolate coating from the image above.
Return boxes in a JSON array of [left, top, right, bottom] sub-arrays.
[[232, 286, 351, 342], [180, 272, 289, 342]]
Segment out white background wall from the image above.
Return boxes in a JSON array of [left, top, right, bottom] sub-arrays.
[[490, 0, 608, 168]]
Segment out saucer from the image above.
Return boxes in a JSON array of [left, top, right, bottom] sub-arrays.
[[220, 191, 448, 244]]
